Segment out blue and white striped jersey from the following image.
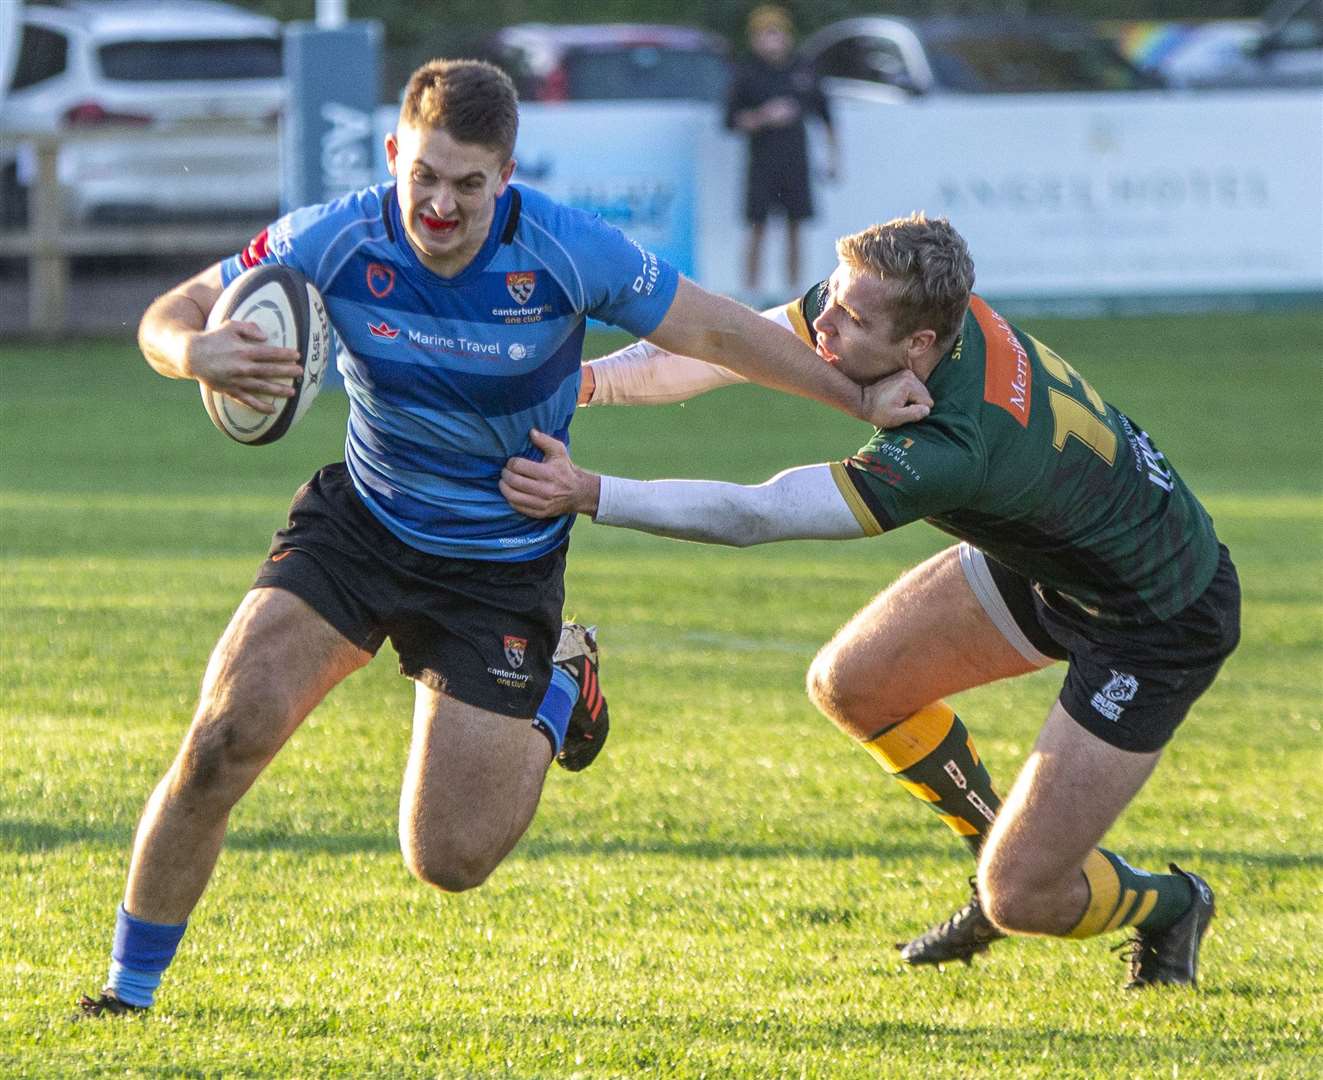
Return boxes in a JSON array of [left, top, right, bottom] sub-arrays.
[[222, 182, 679, 561]]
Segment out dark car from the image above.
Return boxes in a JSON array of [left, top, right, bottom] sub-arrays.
[[802, 15, 1162, 99], [475, 23, 731, 103]]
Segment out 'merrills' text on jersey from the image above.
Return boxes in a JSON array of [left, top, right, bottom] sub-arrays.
[[223, 183, 679, 562], [782, 283, 1219, 624]]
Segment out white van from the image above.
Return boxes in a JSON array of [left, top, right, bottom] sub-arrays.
[[1, 0, 284, 226]]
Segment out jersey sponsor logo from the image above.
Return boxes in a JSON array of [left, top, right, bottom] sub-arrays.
[[507, 343, 533, 360], [268, 218, 294, 259], [366, 262, 396, 299], [852, 438, 922, 485], [407, 329, 501, 357], [1091, 669, 1139, 721], [506, 271, 537, 305], [1119, 413, 1176, 493], [970, 296, 1032, 427], [629, 238, 662, 296], [851, 456, 904, 488], [368, 320, 400, 340], [490, 303, 552, 324], [503, 635, 528, 669]]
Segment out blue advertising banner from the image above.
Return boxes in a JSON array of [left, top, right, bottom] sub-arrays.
[[373, 101, 704, 280], [513, 102, 702, 278], [281, 21, 383, 212], [283, 21, 382, 388]]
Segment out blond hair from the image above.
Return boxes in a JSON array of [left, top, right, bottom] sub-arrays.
[[400, 60, 518, 160], [836, 213, 974, 350], [747, 5, 794, 37]]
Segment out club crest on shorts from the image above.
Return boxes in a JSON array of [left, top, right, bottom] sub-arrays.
[[1091, 669, 1139, 721], [506, 271, 536, 305], [503, 635, 528, 669]]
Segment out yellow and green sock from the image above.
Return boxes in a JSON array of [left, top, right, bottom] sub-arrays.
[[1065, 849, 1194, 938], [860, 702, 1000, 857]]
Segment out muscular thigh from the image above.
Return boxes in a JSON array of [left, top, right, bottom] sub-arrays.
[[398, 682, 553, 880], [190, 586, 372, 767], [815, 545, 1043, 735]]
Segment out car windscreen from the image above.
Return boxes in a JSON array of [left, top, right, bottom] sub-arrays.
[[926, 33, 1158, 91], [565, 47, 730, 101], [98, 37, 282, 81]]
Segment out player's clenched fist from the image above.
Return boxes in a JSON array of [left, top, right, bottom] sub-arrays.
[[861, 368, 932, 429]]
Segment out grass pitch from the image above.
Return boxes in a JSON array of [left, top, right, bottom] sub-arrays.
[[1, 312, 1320, 1078]]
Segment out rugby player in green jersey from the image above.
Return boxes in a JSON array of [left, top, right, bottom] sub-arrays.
[[501, 213, 1240, 988]]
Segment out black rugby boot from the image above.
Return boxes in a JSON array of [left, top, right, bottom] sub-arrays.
[[72, 990, 147, 1020], [896, 878, 1007, 967], [553, 623, 609, 772], [1120, 864, 1215, 989]]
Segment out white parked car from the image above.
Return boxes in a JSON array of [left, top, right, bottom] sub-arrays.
[[0, 0, 284, 226]]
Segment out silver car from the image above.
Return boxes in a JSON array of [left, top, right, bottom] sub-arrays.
[[1, 0, 284, 226], [801, 15, 1161, 101]]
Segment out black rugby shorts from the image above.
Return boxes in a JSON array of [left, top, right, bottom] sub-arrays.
[[252, 463, 566, 718], [983, 546, 1241, 753]]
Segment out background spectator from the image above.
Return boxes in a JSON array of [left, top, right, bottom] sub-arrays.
[[726, 4, 838, 302]]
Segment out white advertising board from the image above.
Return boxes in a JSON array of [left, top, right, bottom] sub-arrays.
[[718, 89, 1323, 303], [376, 90, 1321, 306]]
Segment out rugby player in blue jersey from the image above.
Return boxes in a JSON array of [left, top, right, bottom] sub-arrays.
[[75, 60, 932, 1017]]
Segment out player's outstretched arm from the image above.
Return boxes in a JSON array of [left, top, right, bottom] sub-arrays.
[[138, 261, 303, 414], [580, 339, 746, 407], [502, 431, 867, 546], [582, 297, 827, 407], [644, 277, 931, 429]]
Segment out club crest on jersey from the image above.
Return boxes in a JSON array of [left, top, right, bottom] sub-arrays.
[[503, 635, 528, 669], [366, 262, 395, 299], [1091, 670, 1139, 721], [506, 271, 536, 305]]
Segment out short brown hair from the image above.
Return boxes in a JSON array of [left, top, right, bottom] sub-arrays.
[[836, 213, 974, 351], [400, 60, 519, 160]]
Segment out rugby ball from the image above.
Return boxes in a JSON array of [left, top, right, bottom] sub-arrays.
[[201, 264, 331, 445]]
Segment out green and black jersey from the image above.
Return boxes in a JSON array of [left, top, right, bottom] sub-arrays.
[[787, 283, 1220, 625]]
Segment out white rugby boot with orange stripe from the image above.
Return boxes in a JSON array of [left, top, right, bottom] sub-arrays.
[[552, 623, 609, 771]]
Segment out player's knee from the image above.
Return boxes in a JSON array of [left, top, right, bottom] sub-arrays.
[[978, 862, 1046, 935], [805, 646, 849, 719], [977, 863, 1020, 932], [173, 701, 287, 804], [400, 838, 493, 894], [806, 646, 901, 733]]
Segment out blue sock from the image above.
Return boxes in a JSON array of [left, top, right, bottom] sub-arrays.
[[531, 665, 577, 755], [106, 905, 188, 1008]]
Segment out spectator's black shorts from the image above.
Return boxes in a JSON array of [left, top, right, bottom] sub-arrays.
[[252, 463, 566, 718], [746, 158, 813, 223], [981, 544, 1241, 753]]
